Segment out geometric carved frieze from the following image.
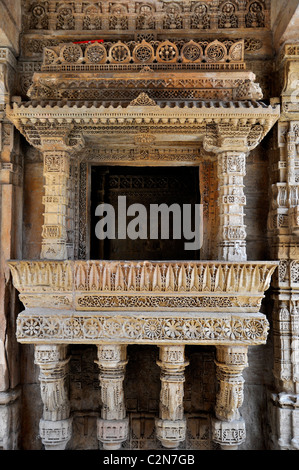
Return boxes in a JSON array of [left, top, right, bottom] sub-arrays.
[[16, 311, 269, 346]]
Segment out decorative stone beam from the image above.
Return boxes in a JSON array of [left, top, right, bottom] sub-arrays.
[[155, 346, 189, 449], [34, 345, 72, 450], [95, 344, 128, 450]]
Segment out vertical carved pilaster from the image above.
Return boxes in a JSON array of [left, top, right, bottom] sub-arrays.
[[212, 346, 248, 450], [41, 150, 71, 260], [95, 344, 129, 450], [268, 45, 299, 448], [155, 345, 189, 449], [34, 345, 72, 450], [217, 151, 247, 262]]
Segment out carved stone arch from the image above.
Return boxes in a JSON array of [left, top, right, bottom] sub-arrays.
[[205, 40, 228, 63], [85, 43, 107, 64], [181, 40, 204, 63], [83, 4, 102, 30], [83, 2, 102, 14], [43, 47, 59, 66], [156, 40, 179, 63], [136, 2, 156, 14], [29, 2, 49, 30], [59, 43, 84, 64], [132, 40, 155, 63], [190, 2, 211, 30], [56, 3, 75, 30], [245, 0, 266, 28], [109, 3, 129, 30], [218, 0, 239, 29], [163, 2, 183, 30], [108, 41, 131, 64], [136, 3, 156, 30]]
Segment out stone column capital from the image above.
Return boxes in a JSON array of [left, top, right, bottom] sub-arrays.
[[203, 121, 265, 155]]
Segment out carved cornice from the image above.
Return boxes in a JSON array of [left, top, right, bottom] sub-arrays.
[[8, 260, 277, 312], [6, 101, 280, 154]]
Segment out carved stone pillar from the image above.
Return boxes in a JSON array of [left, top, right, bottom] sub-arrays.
[[41, 150, 71, 260], [155, 345, 189, 449], [212, 346, 248, 450], [95, 344, 129, 450], [34, 345, 72, 450], [267, 43, 299, 449], [217, 151, 247, 262]]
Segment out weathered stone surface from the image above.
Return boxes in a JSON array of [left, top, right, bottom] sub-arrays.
[[1, 0, 299, 452]]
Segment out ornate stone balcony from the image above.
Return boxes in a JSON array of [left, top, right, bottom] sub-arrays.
[[8, 259, 278, 450], [8, 260, 277, 346]]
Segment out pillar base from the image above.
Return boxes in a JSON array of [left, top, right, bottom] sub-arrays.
[[39, 417, 72, 450], [212, 418, 246, 450], [155, 418, 186, 449], [97, 417, 129, 450], [0, 388, 21, 450]]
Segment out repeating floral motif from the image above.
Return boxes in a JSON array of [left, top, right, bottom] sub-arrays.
[[40, 39, 245, 71], [16, 314, 269, 344]]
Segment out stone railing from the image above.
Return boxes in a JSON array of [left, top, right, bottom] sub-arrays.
[[8, 260, 277, 346]]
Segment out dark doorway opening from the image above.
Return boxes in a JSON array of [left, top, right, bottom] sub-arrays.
[[90, 165, 201, 261]]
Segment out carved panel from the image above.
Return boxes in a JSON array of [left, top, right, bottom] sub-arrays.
[[22, 1, 271, 34]]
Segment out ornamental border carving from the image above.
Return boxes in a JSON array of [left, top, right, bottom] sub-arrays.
[[16, 311, 269, 345]]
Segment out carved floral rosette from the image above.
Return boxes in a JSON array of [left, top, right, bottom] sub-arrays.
[[15, 311, 270, 345], [40, 39, 245, 71]]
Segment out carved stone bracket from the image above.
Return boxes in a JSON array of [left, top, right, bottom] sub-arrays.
[[95, 344, 128, 450], [155, 345, 189, 449], [34, 344, 72, 450]]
